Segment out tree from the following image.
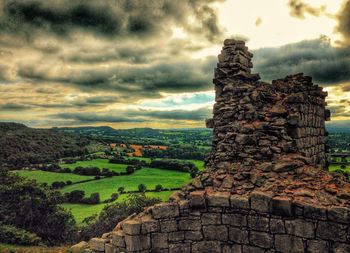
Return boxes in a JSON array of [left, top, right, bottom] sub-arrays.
[[118, 186, 125, 194], [0, 168, 76, 245], [67, 190, 85, 203], [138, 184, 147, 192], [340, 165, 346, 169], [155, 184, 163, 192], [126, 166, 135, 174]]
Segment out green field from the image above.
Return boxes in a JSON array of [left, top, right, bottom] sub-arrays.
[[61, 167, 191, 201], [62, 191, 174, 223], [60, 158, 129, 173], [329, 164, 350, 173], [14, 170, 94, 185]]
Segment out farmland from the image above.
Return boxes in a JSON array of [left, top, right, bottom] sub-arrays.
[[60, 158, 129, 173]]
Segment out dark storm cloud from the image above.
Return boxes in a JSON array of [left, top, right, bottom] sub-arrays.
[[129, 107, 211, 120], [336, 0, 350, 45], [53, 112, 145, 123], [0, 0, 224, 42], [0, 102, 32, 110], [287, 0, 326, 19], [18, 56, 217, 95], [252, 38, 350, 85], [53, 107, 211, 123]]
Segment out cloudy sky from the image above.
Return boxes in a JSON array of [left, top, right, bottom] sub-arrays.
[[0, 0, 349, 129]]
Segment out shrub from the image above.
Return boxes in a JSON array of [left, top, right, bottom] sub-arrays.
[[155, 184, 163, 192], [82, 193, 100, 204], [126, 166, 135, 174], [66, 180, 73, 185], [51, 181, 66, 189], [79, 194, 160, 241], [138, 184, 146, 192], [118, 186, 125, 194], [66, 190, 85, 203], [0, 224, 41, 245]]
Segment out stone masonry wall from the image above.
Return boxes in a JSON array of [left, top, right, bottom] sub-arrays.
[[74, 40, 350, 253]]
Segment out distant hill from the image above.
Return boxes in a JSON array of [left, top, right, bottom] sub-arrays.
[[326, 121, 350, 133], [0, 122, 91, 169]]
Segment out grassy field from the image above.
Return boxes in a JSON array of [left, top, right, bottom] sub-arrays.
[[61, 167, 191, 201], [0, 243, 68, 253], [62, 191, 174, 223], [14, 170, 94, 185], [60, 158, 129, 173], [329, 164, 350, 173]]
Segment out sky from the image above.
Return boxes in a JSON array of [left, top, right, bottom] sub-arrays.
[[0, 0, 350, 129]]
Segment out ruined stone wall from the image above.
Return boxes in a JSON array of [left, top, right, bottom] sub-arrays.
[[75, 40, 350, 253]]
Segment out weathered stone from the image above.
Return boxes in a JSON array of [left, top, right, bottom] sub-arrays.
[[152, 233, 168, 249], [285, 219, 315, 238], [230, 195, 250, 209], [249, 231, 273, 249], [229, 227, 249, 244], [178, 219, 201, 231], [270, 218, 285, 234], [222, 213, 247, 227], [168, 231, 184, 242], [242, 245, 265, 253], [203, 225, 228, 241], [71, 241, 89, 253], [275, 234, 304, 253], [189, 191, 206, 208], [223, 244, 242, 253], [333, 243, 350, 253], [124, 234, 150, 251], [152, 203, 179, 219], [328, 206, 350, 224], [169, 243, 191, 253], [247, 215, 269, 232], [249, 191, 272, 213], [141, 218, 159, 234], [207, 191, 230, 207], [185, 230, 203, 241], [160, 220, 177, 232], [111, 230, 125, 248], [105, 243, 117, 253], [201, 213, 221, 225], [271, 196, 292, 216], [307, 240, 328, 253], [122, 219, 141, 235], [192, 241, 222, 253], [316, 221, 347, 242], [89, 238, 107, 252]]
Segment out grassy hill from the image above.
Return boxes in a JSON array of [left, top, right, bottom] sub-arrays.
[[0, 122, 91, 169]]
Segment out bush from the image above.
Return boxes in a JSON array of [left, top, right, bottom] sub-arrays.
[[138, 184, 146, 192], [79, 194, 161, 241], [155, 184, 163, 192], [66, 190, 85, 203], [0, 224, 41, 245], [66, 180, 73, 185], [126, 166, 135, 175], [82, 193, 100, 204], [118, 186, 125, 194], [51, 181, 66, 189]]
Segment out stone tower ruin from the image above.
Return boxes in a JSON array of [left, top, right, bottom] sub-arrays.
[[76, 40, 350, 253]]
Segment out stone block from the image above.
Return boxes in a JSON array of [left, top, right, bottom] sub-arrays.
[[124, 234, 150, 251], [207, 191, 230, 207], [249, 231, 273, 249], [316, 221, 347, 242], [105, 243, 117, 253], [328, 206, 350, 224], [307, 240, 328, 253], [302, 202, 327, 220], [333, 243, 350, 253], [201, 213, 221, 225], [169, 243, 191, 253], [192, 241, 222, 253], [160, 220, 177, 232], [242, 245, 265, 253], [275, 234, 304, 253], [71, 241, 89, 253], [111, 230, 125, 248], [247, 215, 269, 232], [178, 219, 201, 231], [230, 195, 250, 209], [249, 191, 272, 213], [122, 219, 141, 235], [285, 219, 315, 238], [203, 225, 228, 241], [222, 213, 247, 227], [168, 231, 184, 242], [152, 203, 179, 219], [223, 244, 242, 253], [89, 238, 107, 252], [185, 230, 203, 241], [229, 227, 249, 244], [152, 233, 168, 249], [141, 218, 159, 234], [270, 218, 285, 234], [189, 191, 206, 208], [271, 196, 292, 216]]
